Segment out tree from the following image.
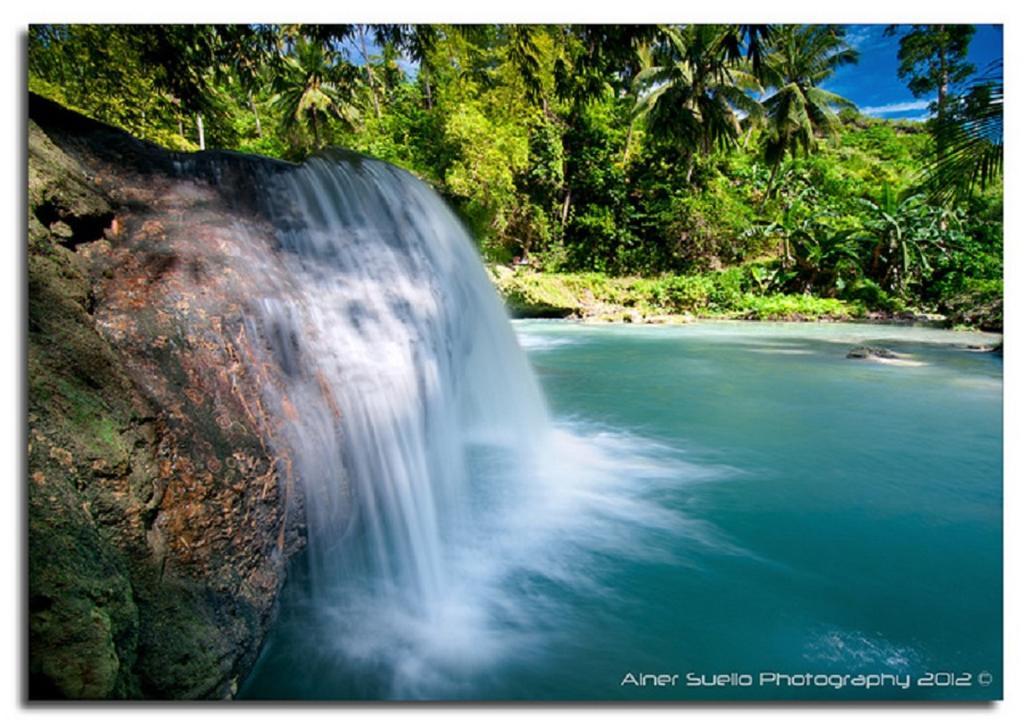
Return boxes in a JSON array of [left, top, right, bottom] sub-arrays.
[[633, 24, 763, 173], [553, 25, 654, 107], [759, 25, 859, 181], [354, 25, 383, 119], [28, 25, 196, 149], [216, 25, 276, 139], [272, 36, 361, 153], [397, 26, 441, 110], [787, 219, 862, 294], [926, 61, 1002, 202], [886, 24, 975, 121], [131, 25, 233, 149], [719, 25, 774, 82]]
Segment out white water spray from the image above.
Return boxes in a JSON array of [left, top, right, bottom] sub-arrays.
[[229, 151, 717, 698], [247, 152, 550, 612]]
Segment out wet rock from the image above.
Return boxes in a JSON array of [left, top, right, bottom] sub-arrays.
[[28, 94, 305, 699], [960, 342, 1003, 356], [846, 346, 899, 360]]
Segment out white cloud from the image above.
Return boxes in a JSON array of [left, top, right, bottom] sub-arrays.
[[844, 27, 873, 49], [858, 99, 932, 117], [843, 24, 891, 51]]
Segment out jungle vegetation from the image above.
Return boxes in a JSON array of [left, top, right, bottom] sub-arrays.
[[27, 24, 1003, 327]]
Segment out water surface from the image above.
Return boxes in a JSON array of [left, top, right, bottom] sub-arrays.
[[242, 320, 1002, 700]]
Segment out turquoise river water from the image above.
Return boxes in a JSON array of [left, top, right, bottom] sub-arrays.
[[242, 320, 1002, 701]]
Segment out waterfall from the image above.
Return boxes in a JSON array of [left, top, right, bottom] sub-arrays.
[[224, 150, 691, 699], [244, 151, 549, 618]]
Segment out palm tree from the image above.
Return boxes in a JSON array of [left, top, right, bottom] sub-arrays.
[[633, 24, 763, 180], [926, 61, 1003, 203], [371, 25, 440, 109], [272, 36, 360, 151], [759, 25, 859, 183], [217, 25, 274, 138]]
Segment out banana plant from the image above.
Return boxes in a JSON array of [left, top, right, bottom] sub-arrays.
[[787, 219, 863, 294], [856, 184, 961, 294]]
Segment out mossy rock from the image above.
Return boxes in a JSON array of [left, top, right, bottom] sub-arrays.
[[493, 270, 582, 318], [27, 98, 299, 700], [28, 462, 140, 699]]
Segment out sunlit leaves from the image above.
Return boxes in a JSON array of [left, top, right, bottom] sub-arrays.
[[272, 37, 362, 153], [759, 25, 858, 173]]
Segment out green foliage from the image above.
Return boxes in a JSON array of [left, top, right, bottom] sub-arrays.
[[442, 98, 530, 239], [841, 278, 905, 313], [926, 64, 1003, 202], [272, 37, 362, 156], [633, 25, 762, 158], [28, 26, 197, 150], [736, 293, 863, 320], [759, 25, 859, 174], [492, 266, 864, 320], [888, 24, 975, 109], [27, 23, 1002, 328]]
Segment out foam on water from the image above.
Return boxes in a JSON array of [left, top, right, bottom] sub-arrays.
[[229, 152, 730, 698], [225, 154, 1000, 700]]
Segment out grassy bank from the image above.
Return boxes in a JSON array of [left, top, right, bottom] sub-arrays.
[[487, 264, 933, 324]]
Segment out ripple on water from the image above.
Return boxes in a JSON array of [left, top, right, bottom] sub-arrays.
[[803, 627, 921, 670]]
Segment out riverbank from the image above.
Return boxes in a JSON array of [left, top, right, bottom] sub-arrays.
[[487, 265, 997, 329]]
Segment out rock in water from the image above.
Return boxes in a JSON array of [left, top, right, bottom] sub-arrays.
[[846, 346, 899, 360]]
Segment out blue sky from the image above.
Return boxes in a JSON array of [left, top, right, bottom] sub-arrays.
[[826, 24, 1003, 120]]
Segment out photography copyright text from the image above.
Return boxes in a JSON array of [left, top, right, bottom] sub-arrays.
[[620, 670, 995, 691]]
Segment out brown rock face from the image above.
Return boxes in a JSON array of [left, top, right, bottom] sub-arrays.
[[28, 94, 307, 699]]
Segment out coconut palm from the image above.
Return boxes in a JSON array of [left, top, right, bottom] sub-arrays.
[[759, 25, 859, 182], [633, 24, 763, 177], [272, 37, 360, 150], [926, 61, 1003, 203]]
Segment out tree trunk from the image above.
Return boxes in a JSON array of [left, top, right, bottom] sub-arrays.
[[765, 160, 784, 202], [937, 25, 949, 118], [869, 242, 883, 279], [249, 91, 263, 138], [936, 24, 950, 156], [360, 30, 382, 120], [196, 113, 205, 151], [423, 70, 433, 110]]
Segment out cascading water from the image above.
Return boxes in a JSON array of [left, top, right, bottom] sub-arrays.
[[249, 151, 548, 615], [227, 150, 699, 699]]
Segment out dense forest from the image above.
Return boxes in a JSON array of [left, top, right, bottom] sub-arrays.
[[27, 24, 1003, 329]]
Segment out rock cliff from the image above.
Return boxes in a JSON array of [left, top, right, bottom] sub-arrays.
[[28, 94, 307, 699]]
